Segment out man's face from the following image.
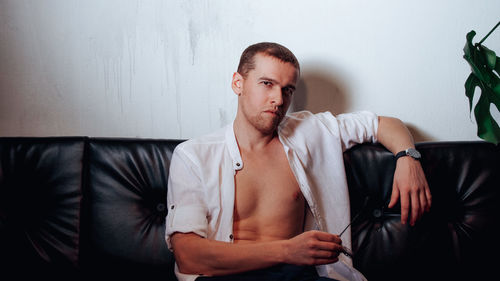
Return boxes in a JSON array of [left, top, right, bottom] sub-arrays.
[[233, 53, 299, 135]]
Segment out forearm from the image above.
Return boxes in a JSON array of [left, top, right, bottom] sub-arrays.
[[377, 116, 432, 225], [376, 116, 415, 154], [171, 233, 286, 276]]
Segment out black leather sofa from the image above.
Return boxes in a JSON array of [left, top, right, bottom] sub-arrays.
[[0, 137, 498, 281]]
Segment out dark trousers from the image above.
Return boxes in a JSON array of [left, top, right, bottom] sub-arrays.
[[196, 264, 337, 281]]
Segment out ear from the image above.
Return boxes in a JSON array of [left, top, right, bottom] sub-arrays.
[[231, 72, 244, 96]]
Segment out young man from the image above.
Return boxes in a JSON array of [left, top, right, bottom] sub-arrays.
[[165, 42, 431, 281]]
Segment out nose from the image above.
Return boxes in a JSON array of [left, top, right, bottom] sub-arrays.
[[270, 87, 284, 107]]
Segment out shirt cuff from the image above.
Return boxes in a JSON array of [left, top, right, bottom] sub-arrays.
[[165, 204, 208, 250]]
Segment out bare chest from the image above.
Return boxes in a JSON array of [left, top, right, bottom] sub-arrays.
[[232, 145, 305, 240]]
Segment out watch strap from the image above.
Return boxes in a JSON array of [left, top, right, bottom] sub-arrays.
[[395, 150, 408, 160], [395, 148, 421, 161]]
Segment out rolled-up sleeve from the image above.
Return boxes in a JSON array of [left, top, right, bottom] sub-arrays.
[[316, 111, 379, 151], [165, 145, 208, 250]]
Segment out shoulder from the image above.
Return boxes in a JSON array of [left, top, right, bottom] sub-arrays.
[[173, 125, 228, 161], [179, 126, 227, 147], [281, 110, 377, 127], [283, 110, 315, 121], [278, 111, 336, 143], [279, 110, 378, 138], [280, 110, 317, 128], [280, 110, 334, 132]]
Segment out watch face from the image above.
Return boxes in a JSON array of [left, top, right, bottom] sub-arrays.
[[407, 148, 421, 159]]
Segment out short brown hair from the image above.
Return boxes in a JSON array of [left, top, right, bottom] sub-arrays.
[[237, 42, 300, 78]]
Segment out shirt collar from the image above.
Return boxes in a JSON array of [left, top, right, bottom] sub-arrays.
[[225, 121, 244, 171]]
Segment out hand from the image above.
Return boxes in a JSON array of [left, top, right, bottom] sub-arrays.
[[388, 157, 432, 226], [283, 230, 343, 266]]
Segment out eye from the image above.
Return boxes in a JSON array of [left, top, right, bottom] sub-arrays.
[[262, 81, 273, 86], [283, 87, 294, 96]]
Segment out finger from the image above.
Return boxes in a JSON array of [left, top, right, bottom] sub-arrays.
[[400, 190, 410, 225], [410, 190, 420, 226], [313, 231, 341, 244], [419, 189, 427, 216], [417, 168, 431, 212], [425, 184, 432, 211], [388, 183, 400, 209], [310, 240, 339, 252], [312, 248, 341, 259]]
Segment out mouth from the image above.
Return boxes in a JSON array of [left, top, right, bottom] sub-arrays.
[[264, 110, 282, 117]]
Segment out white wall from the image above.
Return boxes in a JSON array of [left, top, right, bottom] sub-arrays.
[[1, 0, 499, 141]]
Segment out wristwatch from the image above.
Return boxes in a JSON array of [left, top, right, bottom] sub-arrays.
[[395, 148, 421, 161]]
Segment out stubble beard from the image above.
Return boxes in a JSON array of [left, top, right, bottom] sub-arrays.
[[250, 111, 283, 135], [238, 93, 285, 136]]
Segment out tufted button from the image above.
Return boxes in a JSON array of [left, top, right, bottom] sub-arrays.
[[372, 209, 382, 218], [156, 203, 166, 212]]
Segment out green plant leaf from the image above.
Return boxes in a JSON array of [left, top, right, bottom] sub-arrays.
[[495, 56, 500, 76], [465, 73, 479, 113], [480, 45, 497, 70], [464, 32, 487, 82], [474, 92, 500, 144], [463, 28, 500, 144]]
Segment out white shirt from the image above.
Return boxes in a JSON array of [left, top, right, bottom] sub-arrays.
[[165, 110, 378, 281]]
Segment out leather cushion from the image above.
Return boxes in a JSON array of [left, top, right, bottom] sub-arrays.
[[0, 137, 85, 276], [344, 142, 500, 281], [82, 138, 182, 279]]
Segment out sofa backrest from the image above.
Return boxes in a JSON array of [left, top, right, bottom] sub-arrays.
[[81, 138, 181, 279], [345, 142, 500, 281], [0, 137, 86, 278], [1, 137, 499, 281]]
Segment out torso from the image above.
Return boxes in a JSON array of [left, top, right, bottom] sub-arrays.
[[233, 137, 305, 243]]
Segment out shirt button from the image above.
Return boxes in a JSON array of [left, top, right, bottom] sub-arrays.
[[236, 163, 241, 167], [229, 234, 234, 240]]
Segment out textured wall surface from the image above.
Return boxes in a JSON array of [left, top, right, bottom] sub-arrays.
[[1, 0, 499, 141]]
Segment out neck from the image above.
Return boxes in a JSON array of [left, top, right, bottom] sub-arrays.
[[233, 115, 278, 152]]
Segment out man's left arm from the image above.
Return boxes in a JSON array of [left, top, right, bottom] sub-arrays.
[[377, 116, 432, 226]]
